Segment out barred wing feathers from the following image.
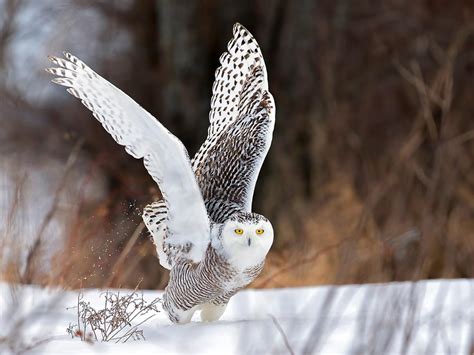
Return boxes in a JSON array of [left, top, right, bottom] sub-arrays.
[[192, 23, 269, 170], [192, 24, 275, 222], [46, 53, 210, 263], [142, 200, 172, 269]]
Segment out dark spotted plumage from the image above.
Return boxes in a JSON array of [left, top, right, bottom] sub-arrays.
[[143, 23, 274, 259], [141, 24, 275, 323], [191, 24, 274, 223], [193, 63, 274, 223], [195, 90, 273, 223], [229, 212, 268, 225], [48, 23, 275, 324]]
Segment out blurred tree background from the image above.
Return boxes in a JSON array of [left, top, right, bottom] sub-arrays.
[[0, 0, 473, 289]]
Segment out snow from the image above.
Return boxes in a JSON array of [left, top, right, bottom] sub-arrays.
[[1, 279, 473, 354]]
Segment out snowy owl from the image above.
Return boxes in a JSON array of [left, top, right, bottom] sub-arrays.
[[47, 23, 275, 324]]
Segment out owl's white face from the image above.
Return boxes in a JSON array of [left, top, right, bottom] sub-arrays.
[[220, 213, 274, 270]]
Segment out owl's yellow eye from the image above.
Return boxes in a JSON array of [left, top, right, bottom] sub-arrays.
[[256, 229, 264, 235], [234, 228, 244, 235]]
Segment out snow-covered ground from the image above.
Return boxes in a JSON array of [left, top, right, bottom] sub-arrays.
[[0, 279, 473, 354]]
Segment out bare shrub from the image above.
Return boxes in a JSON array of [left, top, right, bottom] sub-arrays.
[[66, 288, 160, 343]]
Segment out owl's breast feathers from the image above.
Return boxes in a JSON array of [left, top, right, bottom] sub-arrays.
[[164, 244, 264, 312]]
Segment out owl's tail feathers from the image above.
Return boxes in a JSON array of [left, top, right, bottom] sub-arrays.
[[143, 200, 172, 269]]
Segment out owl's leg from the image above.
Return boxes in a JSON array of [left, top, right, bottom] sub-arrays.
[[200, 302, 227, 322]]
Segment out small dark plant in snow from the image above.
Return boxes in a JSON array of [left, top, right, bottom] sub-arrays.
[[67, 288, 160, 343]]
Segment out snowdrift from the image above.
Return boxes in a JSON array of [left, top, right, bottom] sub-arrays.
[[0, 279, 472, 354]]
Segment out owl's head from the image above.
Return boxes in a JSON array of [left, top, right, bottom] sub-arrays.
[[220, 212, 274, 269]]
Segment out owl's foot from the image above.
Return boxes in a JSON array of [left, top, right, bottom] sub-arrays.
[[200, 303, 227, 322], [163, 296, 197, 324], [167, 306, 196, 324]]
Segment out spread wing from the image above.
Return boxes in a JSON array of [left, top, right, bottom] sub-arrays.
[[46, 53, 210, 263], [192, 23, 275, 223]]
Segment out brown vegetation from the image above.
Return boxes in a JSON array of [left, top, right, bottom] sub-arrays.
[[0, 0, 473, 289]]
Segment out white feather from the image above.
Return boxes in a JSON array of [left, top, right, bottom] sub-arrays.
[[47, 53, 210, 263]]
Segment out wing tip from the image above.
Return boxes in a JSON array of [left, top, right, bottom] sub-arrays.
[[63, 51, 74, 61], [233, 22, 242, 32], [233, 22, 255, 41], [233, 22, 248, 34]]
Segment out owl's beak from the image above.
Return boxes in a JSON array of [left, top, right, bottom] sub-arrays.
[[247, 237, 251, 246]]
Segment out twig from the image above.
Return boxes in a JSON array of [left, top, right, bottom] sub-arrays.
[[103, 222, 145, 287], [22, 138, 84, 283], [68, 285, 159, 343], [270, 314, 295, 355], [77, 291, 82, 340], [255, 235, 353, 287]]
